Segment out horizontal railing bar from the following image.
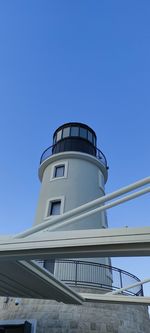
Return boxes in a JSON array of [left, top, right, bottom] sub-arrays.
[[55, 259, 141, 281], [61, 281, 141, 296]]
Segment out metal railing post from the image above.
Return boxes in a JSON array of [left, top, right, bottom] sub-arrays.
[[120, 270, 123, 289], [75, 261, 78, 286]]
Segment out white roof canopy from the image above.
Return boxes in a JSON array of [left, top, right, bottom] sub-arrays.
[[0, 176, 149, 305]]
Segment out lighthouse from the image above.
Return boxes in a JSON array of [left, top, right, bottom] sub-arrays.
[[35, 122, 112, 289], [0, 122, 149, 333]]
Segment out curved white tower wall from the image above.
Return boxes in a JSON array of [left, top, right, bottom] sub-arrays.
[[34, 123, 112, 288], [36, 152, 107, 230]]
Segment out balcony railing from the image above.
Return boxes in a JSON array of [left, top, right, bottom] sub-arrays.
[[37, 260, 143, 296], [40, 141, 108, 169]]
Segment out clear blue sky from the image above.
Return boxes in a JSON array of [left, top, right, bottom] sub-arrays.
[[0, 1, 149, 295]]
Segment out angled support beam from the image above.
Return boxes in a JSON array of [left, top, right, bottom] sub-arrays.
[[14, 177, 150, 238], [106, 278, 150, 295], [20, 260, 83, 304], [0, 259, 83, 304]]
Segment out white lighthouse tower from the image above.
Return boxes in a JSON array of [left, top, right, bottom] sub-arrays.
[[0, 122, 149, 333], [35, 122, 112, 289]]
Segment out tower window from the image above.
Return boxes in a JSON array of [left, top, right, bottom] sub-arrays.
[[49, 200, 61, 215], [45, 196, 65, 219], [51, 161, 68, 181], [54, 165, 65, 178]]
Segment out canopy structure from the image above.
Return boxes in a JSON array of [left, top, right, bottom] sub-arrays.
[[0, 259, 83, 304], [0, 176, 149, 305]]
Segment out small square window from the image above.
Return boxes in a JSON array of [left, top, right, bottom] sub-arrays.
[[49, 201, 61, 215], [51, 162, 68, 181], [54, 165, 65, 178]]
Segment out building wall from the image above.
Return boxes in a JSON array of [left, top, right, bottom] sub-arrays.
[[0, 297, 149, 333]]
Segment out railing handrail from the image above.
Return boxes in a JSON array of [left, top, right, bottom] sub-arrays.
[[37, 259, 143, 296], [40, 142, 108, 168], [55, 259, 141, 283], [55, 259, 143, 296]]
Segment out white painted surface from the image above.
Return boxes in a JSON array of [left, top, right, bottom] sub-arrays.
[[35, 151, 110, 285]]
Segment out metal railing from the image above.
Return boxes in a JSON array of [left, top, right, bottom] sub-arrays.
[[37, 259, 143, 296], [40, 142, 108, 169], [54, 259, 143, 296], [55, 260, 143, 296]]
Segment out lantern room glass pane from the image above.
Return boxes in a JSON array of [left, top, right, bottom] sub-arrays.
[[71, 126, 79, 136], [53, 135, 57, 144], [93, 136, 96, 146], [56, 130, 62, 142], [80, 127, 87, 139], [63, 127, 70, 138], [88, 131, 93, 143]]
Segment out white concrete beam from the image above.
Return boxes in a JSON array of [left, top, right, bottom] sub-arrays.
[[0, 227, 150, 261]]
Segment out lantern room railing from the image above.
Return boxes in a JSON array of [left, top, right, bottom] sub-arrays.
[[40, 141, 108, 169]]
